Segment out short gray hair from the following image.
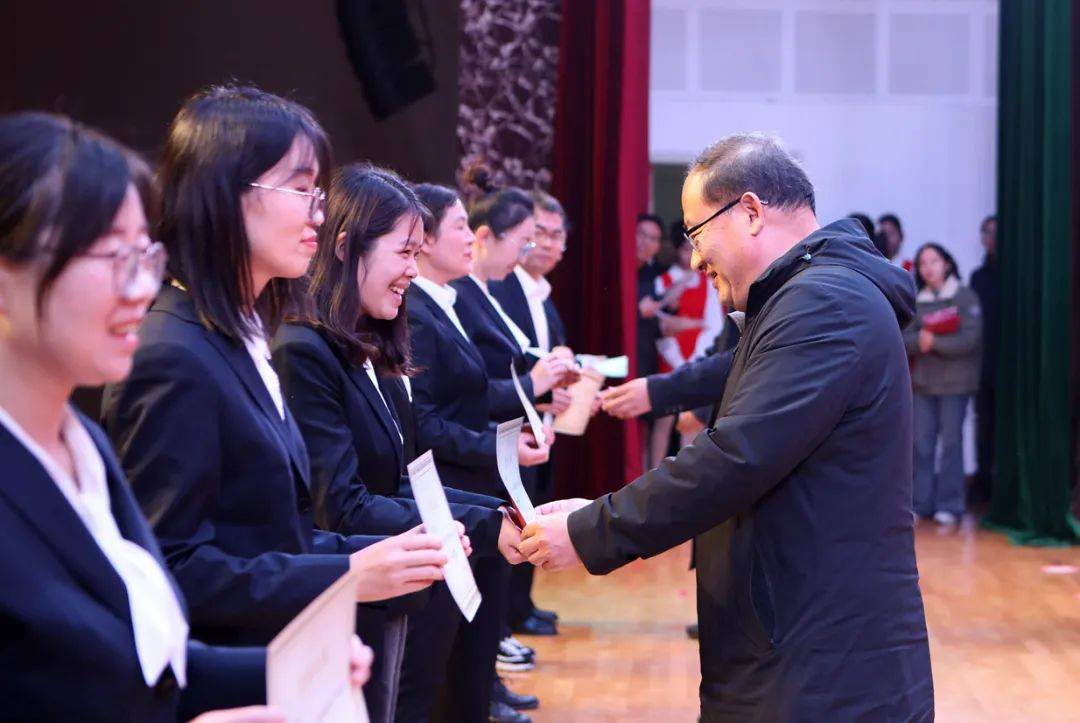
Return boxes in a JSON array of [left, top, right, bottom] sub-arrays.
[[688, 133, 815, 213]]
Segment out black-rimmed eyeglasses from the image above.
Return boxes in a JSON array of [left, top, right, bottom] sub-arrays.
[[682, 196, 747, 252]]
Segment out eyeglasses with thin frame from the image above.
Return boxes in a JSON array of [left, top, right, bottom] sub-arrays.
[[682, 196, 763, 253], [535, 224, 567, 252], [80, 241, 168, 298], [517, 240, 537, 260], [248, 182, 326, 220]]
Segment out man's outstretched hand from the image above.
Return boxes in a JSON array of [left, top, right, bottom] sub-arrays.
[[520, 498, 593, 571]]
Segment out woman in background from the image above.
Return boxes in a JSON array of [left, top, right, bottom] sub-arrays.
[[904, 242, 982, 527]]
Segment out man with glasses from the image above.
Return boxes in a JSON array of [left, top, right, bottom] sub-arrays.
[[521, 133, 933, 721]]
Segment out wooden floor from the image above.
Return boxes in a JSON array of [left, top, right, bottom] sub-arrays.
[[508, 519, 1080, 722]]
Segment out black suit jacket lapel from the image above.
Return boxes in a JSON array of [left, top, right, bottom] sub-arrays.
[[345, 363, 404, 474], [0, 423, 130, 620], [86, 416, 190, 615], [543, 298, 567, 347], [460, 278, 521, 354], [156, 286, 311, 491], [496, 274, 537, 346], [413, 285, 487, 373]]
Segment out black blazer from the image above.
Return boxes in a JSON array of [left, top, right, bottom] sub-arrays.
[[405, 283, 500, 496], [488, 271, 567, 496], [0, 412, 264, 722], [488, 271, 568, 351], [451, 276, 538, 421], [101, 285, 379, 646], [271, 323, 505, 553]]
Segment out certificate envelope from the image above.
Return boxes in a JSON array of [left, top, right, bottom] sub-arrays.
[[406, 450, 482, 621], [266, 571, 369, 723], [510, 362, 547, 446], [495, 418, 537, 525]]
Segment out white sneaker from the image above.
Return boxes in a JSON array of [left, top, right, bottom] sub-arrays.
[[933, 511, 958, 526], [496, 637, 535, 672], [505, 636, 535, 658]]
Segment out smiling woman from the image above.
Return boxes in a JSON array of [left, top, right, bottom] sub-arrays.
[[158, 84, 332, 342], [300, 164, 430, 372], [0, 111, 291, 722]]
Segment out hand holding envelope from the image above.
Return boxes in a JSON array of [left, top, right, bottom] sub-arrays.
[[519, 497, 593, 572]]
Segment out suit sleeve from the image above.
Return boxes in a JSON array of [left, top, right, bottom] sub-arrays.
[[408, 309, 497, 467], [103, 341, 348, 634], [273, 339, 424, 536], [486, 376, 533, 421], [567, 281, 862, 574], [179, 641, 266, 720], [646, 351, 735, 416]]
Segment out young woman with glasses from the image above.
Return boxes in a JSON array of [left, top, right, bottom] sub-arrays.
[[0, 111, 378, 723], [99, 86, 449, 723]]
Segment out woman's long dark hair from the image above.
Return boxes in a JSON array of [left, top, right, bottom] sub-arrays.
[[158, 84, 331, 342], [913, 242, 960, 291], [0, 112, 152, 307], [302, 164, 429, 375]]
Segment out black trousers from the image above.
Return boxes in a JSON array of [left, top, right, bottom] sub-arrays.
[[396, 555, 510, 723]]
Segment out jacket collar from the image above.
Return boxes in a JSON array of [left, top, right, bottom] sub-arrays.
[[336, 346, 403, 473], [408, 284, 487, 371], [153, 285, 311, 491], [0, 412, 177, 621], [916, 275, 960, 303], [492, 273, 537, 345], [455, 276, 524, 354]]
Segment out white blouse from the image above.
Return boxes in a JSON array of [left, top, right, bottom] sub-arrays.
[[0, 404, 189, 687], [243, 318, 285, 419]]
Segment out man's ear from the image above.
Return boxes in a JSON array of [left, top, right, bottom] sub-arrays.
[[742, 193, 767, 236]]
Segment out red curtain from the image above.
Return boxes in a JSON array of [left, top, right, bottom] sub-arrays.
[[549, 0, 650, 498]]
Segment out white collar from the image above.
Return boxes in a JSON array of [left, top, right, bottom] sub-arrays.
[[916, 275, 960, 303], [514, 265, 551, 302], [414, 275, 458, 311], [0, 403, 190, 688]]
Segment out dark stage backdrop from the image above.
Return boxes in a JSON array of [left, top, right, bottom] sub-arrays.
[[3, 1, 461, 184], [548, 0, 650, 496], [985, 0, 1079, 544]]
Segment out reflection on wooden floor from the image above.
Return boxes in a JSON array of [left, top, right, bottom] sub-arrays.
[[509, 520, 1080, 723]]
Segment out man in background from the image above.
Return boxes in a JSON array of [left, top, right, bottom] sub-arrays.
[[969, 214, 998, 506]]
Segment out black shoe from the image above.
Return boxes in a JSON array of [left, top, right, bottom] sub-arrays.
[[512, 614, 558, 636], [493, 677, 540, 711], [530, 606, 559, 623], [686, 623, 699, 640], [489, 700, 531, 722]]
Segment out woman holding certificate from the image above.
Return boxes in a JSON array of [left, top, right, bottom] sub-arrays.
[[99, 86, 448, 723], [270, 164, 529, 722], [406, 173, 551, 723], [0, 112, 376, 723]]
